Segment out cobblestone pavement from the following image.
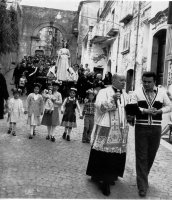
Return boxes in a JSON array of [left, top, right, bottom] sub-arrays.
[[0, 98, 172, 199]]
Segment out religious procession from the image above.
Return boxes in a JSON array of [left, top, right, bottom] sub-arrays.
[[1, 0, 172, 199]]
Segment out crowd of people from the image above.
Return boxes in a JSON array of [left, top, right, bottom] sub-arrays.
[[12, 54, 56, 95], [1, 45, 172, 198], [12, 53, 113, 101]]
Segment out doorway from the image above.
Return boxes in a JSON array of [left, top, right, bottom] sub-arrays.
[[126, 69, 134, 93], [151, 29, 166, 85], [94, 67, 104, 75], [107, 60, 111, 73]]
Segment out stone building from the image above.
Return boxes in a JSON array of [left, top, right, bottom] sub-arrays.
[[77, 0, 100, 66], [79, 0, 171, 91], [19, 5, 78, 64]]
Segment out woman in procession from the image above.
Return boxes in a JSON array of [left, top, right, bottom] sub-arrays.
[[41, 80, 62, 142]]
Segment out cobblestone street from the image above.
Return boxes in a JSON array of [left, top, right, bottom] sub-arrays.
[[0, 99, 172, 199]]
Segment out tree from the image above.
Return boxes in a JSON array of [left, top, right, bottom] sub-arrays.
[[0, 1, 19, 54]]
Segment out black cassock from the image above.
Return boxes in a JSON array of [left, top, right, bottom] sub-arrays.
[[0, 73, 9, 119]]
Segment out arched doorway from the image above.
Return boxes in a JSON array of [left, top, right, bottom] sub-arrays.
[[151, 29, 166, 85], [31, 26, 64, 57], [107, 60, 111, 72], [30, 22, 67, 57], [126, 69, 134, 93]]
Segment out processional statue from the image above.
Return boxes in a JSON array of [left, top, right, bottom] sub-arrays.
[[56, 41, 71, 81]]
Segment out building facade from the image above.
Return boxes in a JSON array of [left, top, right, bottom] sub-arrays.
[[78, 0, 171, 91], [77, 0, 100, 66]]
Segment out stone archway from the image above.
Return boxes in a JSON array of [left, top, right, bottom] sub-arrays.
[[19, 5, 78, 63], [30, 21, 68, 56], [32, 21, 67, 38]]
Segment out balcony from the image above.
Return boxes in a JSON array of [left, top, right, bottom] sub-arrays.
[[119, 1, 134, 24], [120, 14, 133, 24], [105, 20, 119, 37], [90, 22, 109, 44], [90, 35, 110, 44]]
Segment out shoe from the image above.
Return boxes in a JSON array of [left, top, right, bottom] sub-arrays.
[[110, 181, 115, 185], [7, 129, 12, 134], [33, 130, 36, 136], [138, 190, 146, 197], [102, 182, 110, 196], [66, 135, 70, 141], [82, 140, 86, 143], [62, 132, 66, 139], [51, 136, 55, 142], [91, 176, 99, 183], [46, 135, 50, 140], [12, 131, 16, 136], [29, 135, 33, 139], [86, 139, 90, 143]]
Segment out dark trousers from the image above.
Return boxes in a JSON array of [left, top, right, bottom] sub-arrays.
[[135, 124, 161, 192], [82, 115, 94, 142], [0, 98, 4, 119]]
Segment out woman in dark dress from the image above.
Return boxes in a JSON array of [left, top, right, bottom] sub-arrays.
[[41, 81, 62, 142], [103, 71, 112, 86], [12, 64, 22, 88]]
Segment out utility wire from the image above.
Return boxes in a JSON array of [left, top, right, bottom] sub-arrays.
[[79, 14, 123, 27]]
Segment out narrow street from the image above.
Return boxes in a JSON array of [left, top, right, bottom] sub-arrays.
[[0, 99, 171, 199]]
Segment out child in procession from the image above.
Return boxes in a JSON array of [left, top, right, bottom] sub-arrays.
[[25, 83, 44, 139], [41, 80, 62, 142], [42, 85, 54, 114], [81, 88, 96, 143], [18, 73, 27, 95], [7, 88, 24, 136], [61, 87, 82, 141]]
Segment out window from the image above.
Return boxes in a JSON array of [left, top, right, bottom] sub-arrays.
[[112, 8, 115, 23], [122, 31, 130, 54]]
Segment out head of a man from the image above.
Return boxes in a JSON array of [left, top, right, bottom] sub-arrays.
[[112, 74, 126, 90], [73, 64, 79, 72], [142, 72, 156, 91], [96, 73, 102, 80]]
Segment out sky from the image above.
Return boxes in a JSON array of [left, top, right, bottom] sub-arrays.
[[20, 0, 81, 11]]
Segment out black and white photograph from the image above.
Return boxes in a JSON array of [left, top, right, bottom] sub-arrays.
[[0, 0, 172, 199]]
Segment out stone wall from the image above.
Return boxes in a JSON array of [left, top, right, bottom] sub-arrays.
[[19, 5, 78, 65]]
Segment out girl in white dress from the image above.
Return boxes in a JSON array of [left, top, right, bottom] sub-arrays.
[[25, 83, 44, 139], [7, 88, 24, 136]]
